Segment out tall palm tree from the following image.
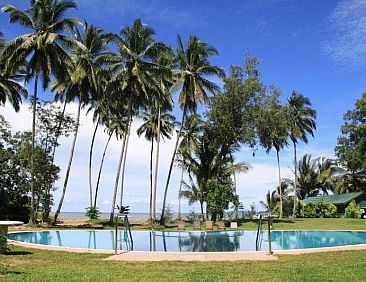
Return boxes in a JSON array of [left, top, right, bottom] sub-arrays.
[[53, 23, 109, 224], [1, 0, 80, 223], [161, 35, 225, 224], [258, 92, 288, 218], [287, 91, 316, 217], [137, 105, 175, 221], [177, 114, 203, 218], [106, 19, 170, 220]]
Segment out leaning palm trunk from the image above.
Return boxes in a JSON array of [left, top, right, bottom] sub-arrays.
[[109, 136, 126, 223], [160, 110, 186, 224], [152, 107, 161, 221], [53, 99, 82, 224], [292, 141, 298, 218], [93, 133, 112, 208], [119, 117, 132, 208], [88, 122, 99, 208], [30, 74, 39, 224], [276, 149, 283, 219], [149, 140, 154, 221]]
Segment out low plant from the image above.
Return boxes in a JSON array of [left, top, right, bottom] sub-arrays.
[[0, 227, 7, 254], [85, 206, 100, 220], [345, 200, 362, 218]]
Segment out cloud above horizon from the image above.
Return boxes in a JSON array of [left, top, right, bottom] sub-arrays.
[[324, 0, 366, 66]]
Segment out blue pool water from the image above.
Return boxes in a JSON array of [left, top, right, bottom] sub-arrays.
[[8, 230, 366, 252]]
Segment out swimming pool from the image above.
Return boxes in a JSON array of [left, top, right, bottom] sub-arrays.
[[8, 230, 366, 252]]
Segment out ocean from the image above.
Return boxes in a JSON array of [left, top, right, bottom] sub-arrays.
[[53, 212, 188, 222]]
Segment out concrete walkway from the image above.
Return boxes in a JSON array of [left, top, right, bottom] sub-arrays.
[[105, 251, 278, 261]]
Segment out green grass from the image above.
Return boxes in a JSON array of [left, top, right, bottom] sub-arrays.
[[0, 245, 366, 281], [3, 218, 365, 281]]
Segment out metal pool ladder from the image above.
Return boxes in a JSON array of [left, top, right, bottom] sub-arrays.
[[114, 214, 134, 254], [256, 214, 263, 251]]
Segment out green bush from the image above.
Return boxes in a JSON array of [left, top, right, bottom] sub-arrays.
[[303, 204, 318, 218], [85, 207, 100, 220], [345, 200, 362, 218], [302, 201, 337, 218], [0, 228, 7, 254], [296, 200, 305, 217], [316, 200, 337, 218]]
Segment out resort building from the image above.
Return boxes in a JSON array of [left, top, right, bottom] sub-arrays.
[[303, 192, 366, 216]]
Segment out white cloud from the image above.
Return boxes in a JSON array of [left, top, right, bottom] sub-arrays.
[[324, 0, 366, 66]]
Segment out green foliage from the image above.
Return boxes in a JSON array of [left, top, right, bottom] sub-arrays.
[[85, 206, 100, 220], [0, 228, 7, 253], [207, 179, 239, 221], [162, 204, 174, 223], [345, 200, 362, 218], [302, 201, 337, 218], [335, 92, 366, 191], [0, 115, 60, 223], [315, 200, 337, 218], [303, 204, 318, 218]]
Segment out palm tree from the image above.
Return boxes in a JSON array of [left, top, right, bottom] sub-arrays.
[[287, 91, 316, 217], [177, 114, 203, 219], [0, 30, 28, 112], [258, 92, 288, 218], [137, 105, 175, 221], [106, 19, 170, 220], [161, 35, 225, 224], [53, 23, 109, 224], [1, 0, 80, 223]]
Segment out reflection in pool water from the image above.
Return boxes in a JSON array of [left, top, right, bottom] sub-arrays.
[[8, 230, 366, 252]]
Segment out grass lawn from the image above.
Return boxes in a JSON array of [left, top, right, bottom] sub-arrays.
[[2, 218, 366, 281], [1, 245, 366, 281]]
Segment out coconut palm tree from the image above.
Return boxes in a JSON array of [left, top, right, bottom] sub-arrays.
[[1, 0, 80, 223], [161, 35, 225, 224], [177, 114, 203, 218], [287, 91, 316, 217], [137, 105, 175, 221], [53, 23, 109, 224], [258, 92, 289, 218], [106, 19, 170, 220]]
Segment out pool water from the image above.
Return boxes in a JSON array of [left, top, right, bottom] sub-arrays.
[[8, 230, 366, 252]]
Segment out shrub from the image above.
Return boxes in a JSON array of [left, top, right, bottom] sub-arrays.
[[0, 228, 7, 254], [345, 200, 362, 218], [315, 200, 337, 218], [303, 204, 317, 218], [85, 207, 100, 220]]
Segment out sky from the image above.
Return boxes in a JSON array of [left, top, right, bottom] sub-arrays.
[[1, 0, 366, 214]]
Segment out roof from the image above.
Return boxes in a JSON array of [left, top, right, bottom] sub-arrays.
[[303, 192, 365, 206]]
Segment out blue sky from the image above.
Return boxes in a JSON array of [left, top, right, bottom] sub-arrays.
[[1, 0, 366, 214]]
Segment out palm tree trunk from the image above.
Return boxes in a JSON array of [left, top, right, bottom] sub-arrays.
[[149, 140, 154, 222], [88, 122, 99, 208], [178, 168, 184, 220], [160, 108, 186, 224], [119, 117, 132, 208], [51, 100, 67, 161], [53, 99, 81, 225], [153, 107, 161, 221], [109, 138, 125, 223], [94, 133, 112, 208], [292, 141, 298, 218], [276, 149, 283, 219], [30, 74, 39, 224]]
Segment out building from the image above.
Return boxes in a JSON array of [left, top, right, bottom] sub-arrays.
[[303, 192, 366, 216]]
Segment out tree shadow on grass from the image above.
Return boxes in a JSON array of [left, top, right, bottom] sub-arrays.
[[5, 251, 33, 256]]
